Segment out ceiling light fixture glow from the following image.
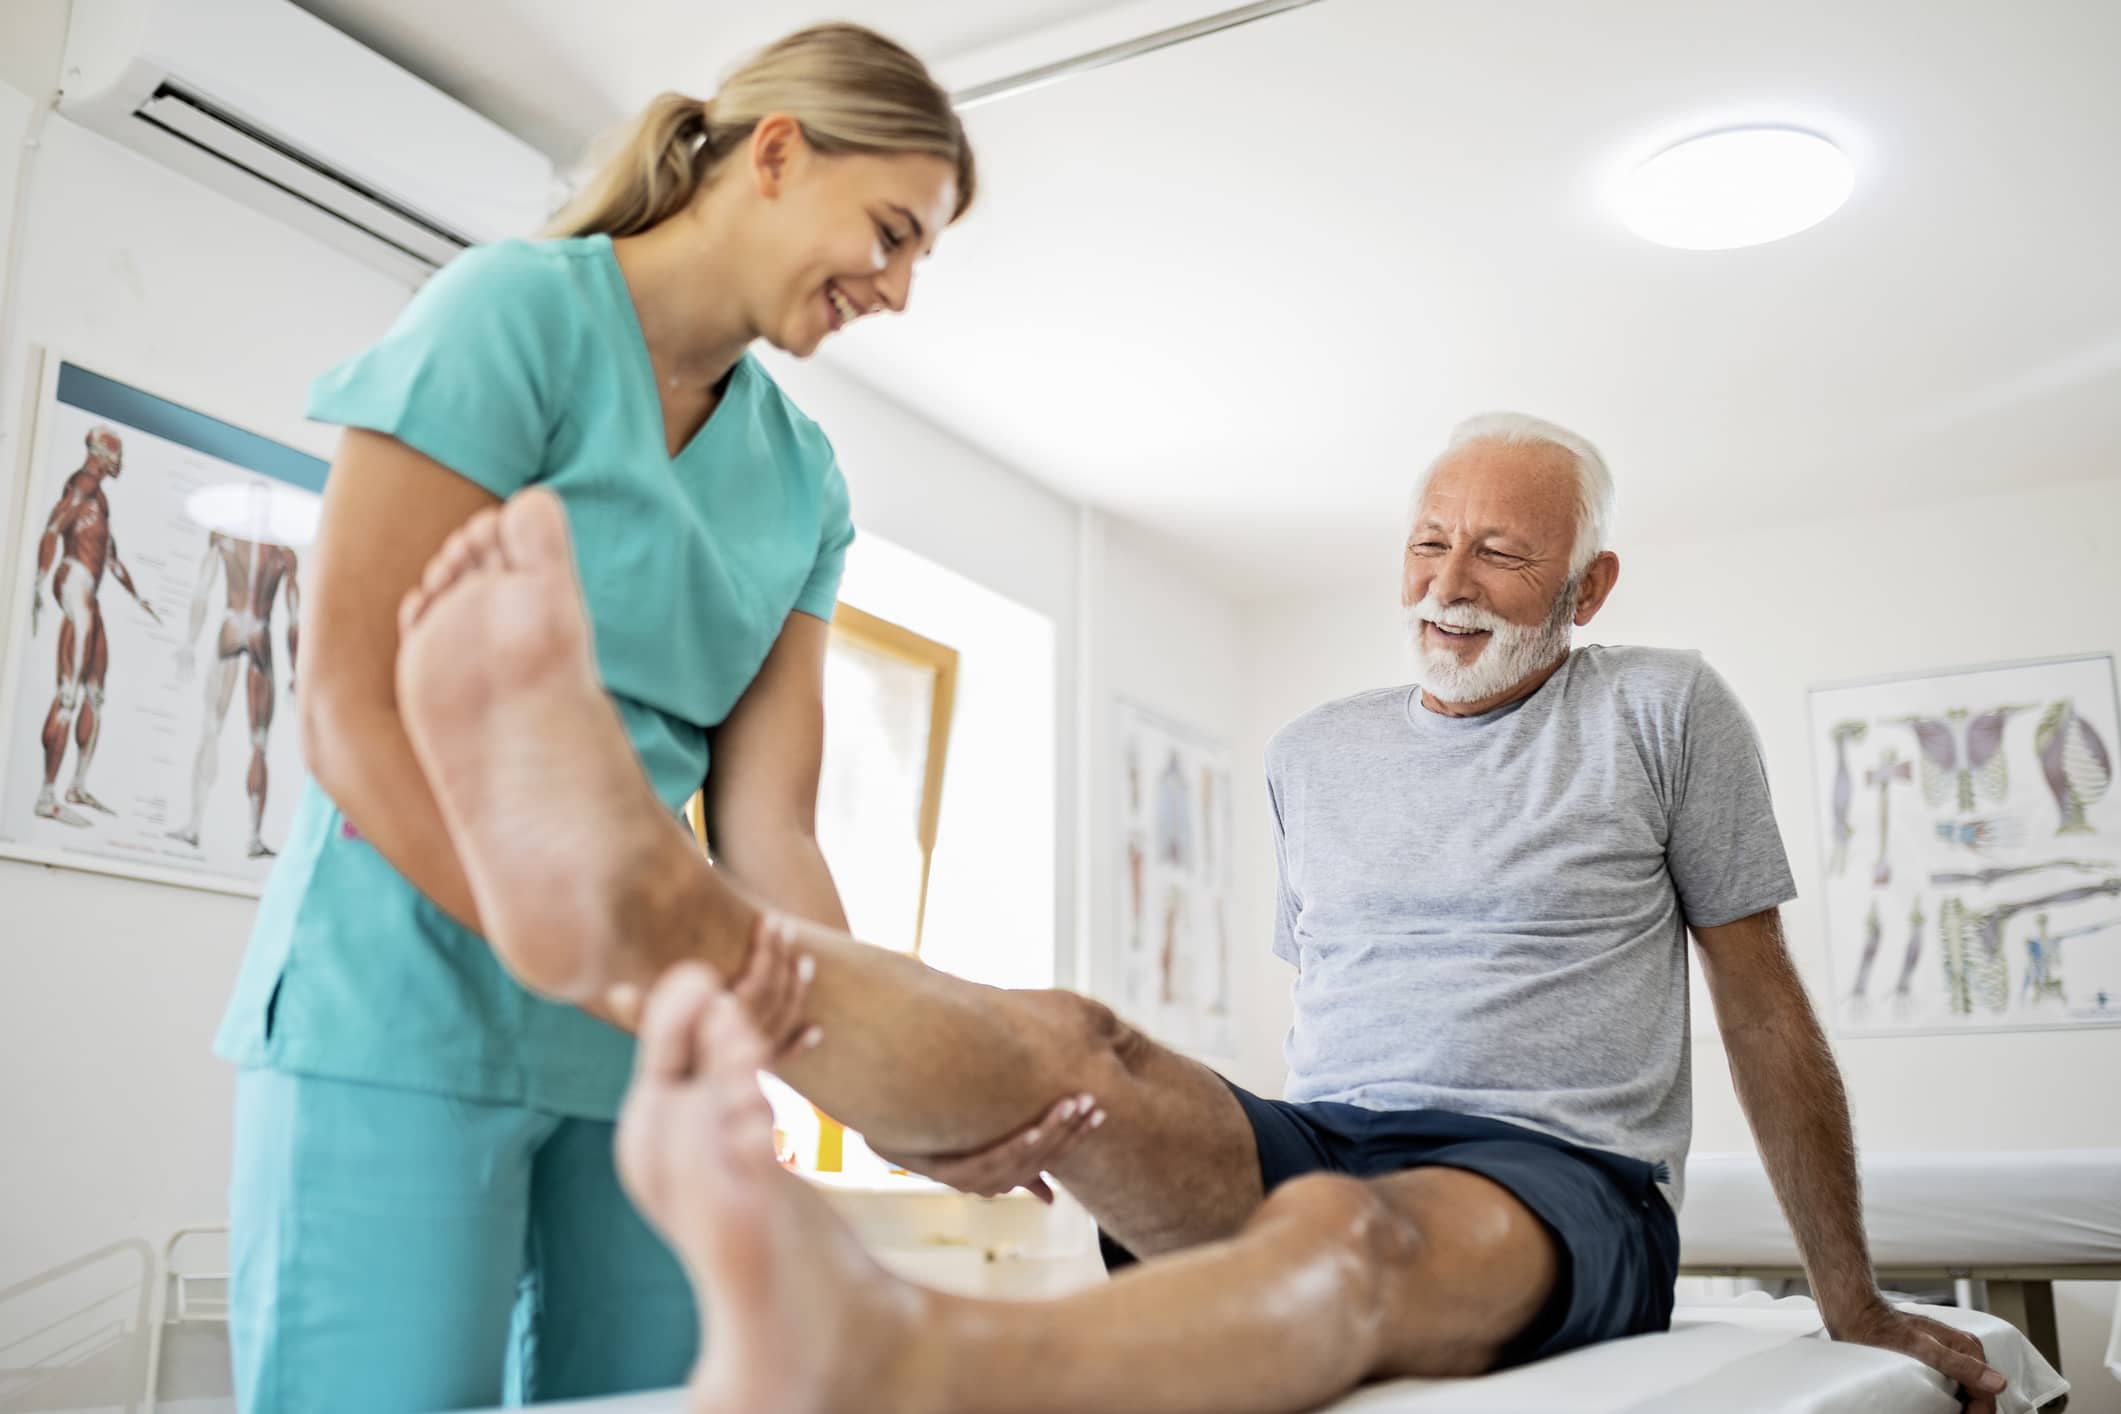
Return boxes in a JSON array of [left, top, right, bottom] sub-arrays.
[[183, 482, 323, 548], [1619, 128, 1853, 251]]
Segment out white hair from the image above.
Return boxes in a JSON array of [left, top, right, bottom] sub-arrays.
[[1407, 411, 1615, 575]]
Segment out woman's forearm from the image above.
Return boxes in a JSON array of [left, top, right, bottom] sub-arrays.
[[714, 828, 851, 932], [308, 695, 485, 933]]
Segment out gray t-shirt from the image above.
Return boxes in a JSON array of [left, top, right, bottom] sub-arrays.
[[1266, 645, 1796, 1210]]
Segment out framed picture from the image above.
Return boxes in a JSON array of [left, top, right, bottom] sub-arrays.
[[1115, 700, 1236, 1059], [1806, 653, 2121, 1035], [0, 355, 326, 894]]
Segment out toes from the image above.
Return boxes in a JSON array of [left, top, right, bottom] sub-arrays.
[[455, 502, 506, 568], [419, 507, 502, 601], [634, 963, 720, 1082], [498, 487, 574, 572], [702, 990, 771, 1084], [419, 534, 469, 601], [701, 992, 775, 1147]]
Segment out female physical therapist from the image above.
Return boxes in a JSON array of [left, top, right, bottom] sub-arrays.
[[213, 24, 976, 1412]]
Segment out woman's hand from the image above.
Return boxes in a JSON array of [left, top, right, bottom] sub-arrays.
[[606, 911, 823, 1062], [727, 913, 825, 1059], [871, 1091, 1104, 1204], [605, 913, 1105, 1202]]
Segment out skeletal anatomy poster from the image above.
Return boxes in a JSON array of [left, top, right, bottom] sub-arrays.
[[1808, 655, 2121, 1035], [1, 360, 325, 893], [1116, 700, 1236, 1059]]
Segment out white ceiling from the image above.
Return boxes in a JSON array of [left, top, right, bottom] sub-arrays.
[[287, 0, 1133, 162], [293, 0, 2121, 600]]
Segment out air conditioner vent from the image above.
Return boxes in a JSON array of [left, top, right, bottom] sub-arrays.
[[134, 83, 469, 269]]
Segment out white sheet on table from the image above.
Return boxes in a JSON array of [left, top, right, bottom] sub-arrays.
[[498, 1298, 2064, 1414], [1336, 1298, 2060, 1413], [1680, 1150, 2121, 1268]]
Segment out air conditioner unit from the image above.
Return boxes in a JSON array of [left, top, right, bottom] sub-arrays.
[[59, 0, 556, 284]]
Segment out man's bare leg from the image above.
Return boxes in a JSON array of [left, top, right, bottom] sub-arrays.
[[64, 615, 114, 814], [244, 653, 276, 856], [395, 489, 1261, 1256], [36, 580, 91, 827], [623, 962, 1560, 1414], [170, 646, 241, 847]]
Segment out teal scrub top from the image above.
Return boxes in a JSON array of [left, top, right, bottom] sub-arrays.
[[214, 235, 855, 1119]]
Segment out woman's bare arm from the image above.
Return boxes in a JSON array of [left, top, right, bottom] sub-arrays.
[[298, 428, 498, 931]]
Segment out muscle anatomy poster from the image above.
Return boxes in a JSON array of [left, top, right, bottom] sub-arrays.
[[2, 361, 325, 893]]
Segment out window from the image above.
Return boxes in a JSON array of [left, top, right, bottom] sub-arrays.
[[692, 532, 1059, 1178], [826, 532, 1058, 994], [814, 604, 957, 957]]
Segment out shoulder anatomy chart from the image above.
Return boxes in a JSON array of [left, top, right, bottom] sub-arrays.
[[1, 361, 326, 894], [1810, 654, 2120, 1035]]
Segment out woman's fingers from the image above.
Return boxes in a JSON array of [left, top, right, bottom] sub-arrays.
[[874, 1092, 1103, 1198], [729, 913, 823, 1058]]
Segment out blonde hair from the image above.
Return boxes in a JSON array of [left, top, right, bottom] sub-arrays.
[[546, 23, 975, 239]]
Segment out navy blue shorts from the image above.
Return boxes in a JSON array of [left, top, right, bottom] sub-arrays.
[[1100, 1085, 1680, 1367]]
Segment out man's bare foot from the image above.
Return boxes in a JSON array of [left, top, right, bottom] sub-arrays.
[[34, 789, 89, 828], [617, 964, 936, 1414], [65, 786, 114, 815], [396, 489, 702, 1001]]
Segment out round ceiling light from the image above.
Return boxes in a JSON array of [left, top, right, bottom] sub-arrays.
[[1618, 128, 1853, 250], [183, 481, 323, 548]]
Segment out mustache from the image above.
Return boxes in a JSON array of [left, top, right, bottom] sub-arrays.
[[1399, 598, 1510, 634]]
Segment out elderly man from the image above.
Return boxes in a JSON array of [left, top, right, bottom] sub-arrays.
[[388, 413, 2006, 1413]]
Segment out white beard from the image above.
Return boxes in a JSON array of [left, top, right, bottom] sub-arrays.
[[1402, 579, 1578, 707]]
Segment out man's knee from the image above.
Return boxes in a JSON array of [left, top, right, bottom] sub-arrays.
[[1381, 1168, 1553, 1274], [1359, 1168, 1563, 1376], [1253, 1173, 1421, 1271], [1243, 1175, 1419, 1372], [1018, 988, 1153, 1092]]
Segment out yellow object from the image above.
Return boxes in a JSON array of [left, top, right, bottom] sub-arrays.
[[814, 1105, 846, 1173]]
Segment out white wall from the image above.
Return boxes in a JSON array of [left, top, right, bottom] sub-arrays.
[[0, 0, 69, 100], [0, 74, 416, 1407], [1235, 475, 2121, 1408], [0, 85, 28, 315], [1080, 515, 1276, 1091]]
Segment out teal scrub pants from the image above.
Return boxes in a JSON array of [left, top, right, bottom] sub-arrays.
[[228, 1068, 698, 1412]]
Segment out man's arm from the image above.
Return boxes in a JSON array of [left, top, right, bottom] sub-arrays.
[[175, 537, 222, 679], [29, 490, 76, 633], [1695, 908, 2007, 1409], [107, 536, 159, 623], [282, 557, 301, 691]]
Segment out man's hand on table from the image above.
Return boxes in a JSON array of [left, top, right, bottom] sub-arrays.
[[1830, 1298, 2007, 1414]]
